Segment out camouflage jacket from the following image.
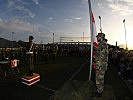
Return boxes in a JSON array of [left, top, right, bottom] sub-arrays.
[[95, 40, 108, 71]]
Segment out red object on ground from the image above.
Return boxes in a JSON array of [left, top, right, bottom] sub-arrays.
[[21, 73, 40, 86]]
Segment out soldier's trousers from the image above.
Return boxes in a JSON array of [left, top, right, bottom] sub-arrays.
[[26, 54, 34, 74], [96, 69, 105, 93]]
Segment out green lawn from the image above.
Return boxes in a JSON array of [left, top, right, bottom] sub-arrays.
[[0, 56, 132, 100]]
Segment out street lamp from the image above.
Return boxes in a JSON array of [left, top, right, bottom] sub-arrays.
[[83, 32, 84, 42], [123, 19, 128, 50], [53, 33, 54, 43], [99, 16, 102, 33], [12, 32, 14, 48]]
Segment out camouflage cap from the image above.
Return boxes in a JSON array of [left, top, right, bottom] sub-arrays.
[[96, 33, 105, 38]]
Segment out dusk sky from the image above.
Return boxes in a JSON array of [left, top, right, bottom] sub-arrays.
[[0, 0, 133, 49]]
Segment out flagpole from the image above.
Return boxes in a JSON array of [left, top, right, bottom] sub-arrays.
[[88, 0, 94, 81]]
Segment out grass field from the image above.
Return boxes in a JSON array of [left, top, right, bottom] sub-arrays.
[[0, 56, 87, 100], [0, 56, 133, 100]]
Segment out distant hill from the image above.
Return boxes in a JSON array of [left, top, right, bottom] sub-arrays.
[[18, 40, 28, 47], [0, 38, 19, 48]]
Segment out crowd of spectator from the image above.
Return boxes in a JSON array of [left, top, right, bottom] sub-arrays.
[[109, 49, 133, 83]]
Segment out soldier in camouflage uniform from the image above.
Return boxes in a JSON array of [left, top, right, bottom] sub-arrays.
[[26, 36, 36, 76], [93, 33, 108, 97]]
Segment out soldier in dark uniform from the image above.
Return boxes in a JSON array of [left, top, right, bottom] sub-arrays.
[[4, 48, 9, 60], [44, 46, 49, 64], [26, 36, 35, 76], [19, 47, 23, 61], [93, 33, 108, 97], [1, 48, 5, 61]]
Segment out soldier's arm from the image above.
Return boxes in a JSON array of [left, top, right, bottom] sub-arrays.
[[101, 43, 108, 69], [100, 43, 108, 61], [33, 43, 36, 49], [33, 43, 37, 52]]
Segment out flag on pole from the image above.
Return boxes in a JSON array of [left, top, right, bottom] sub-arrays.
[[88, 0, 98, 80], [92, 13, 98, 58]]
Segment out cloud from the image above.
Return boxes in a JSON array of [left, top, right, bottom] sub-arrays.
[[0, 19, 40, 33], [64, 19, 73, 23], [98, 3, 104, 9], [7, 0, 35, 18], [73, 17, 82, 20], [81, 0, 88, 4], [28, 11, 35, 18], [7, 1, 15, 8], [33, 0, 39, 5], [48, 17, 53, 21], [64, 17, 82, 23], [106, 0, 113, 2], [106, 0, 133, 16], [15, 5, 35, 18], [44, 17, 54, 24]]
